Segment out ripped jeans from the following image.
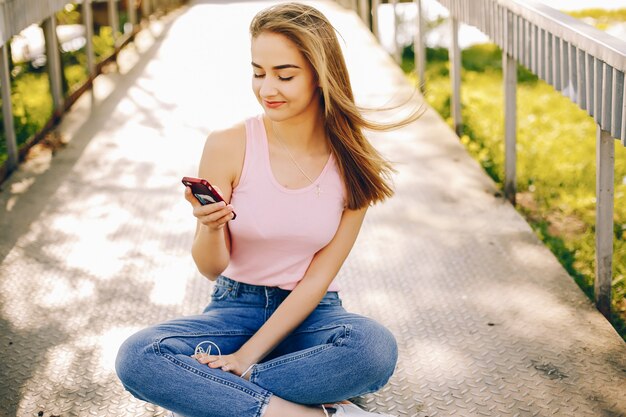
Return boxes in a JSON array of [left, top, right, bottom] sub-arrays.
[[115, 276, 398, 417]]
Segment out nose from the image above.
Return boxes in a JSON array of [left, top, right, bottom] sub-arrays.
[[259, 77, 278, 98]]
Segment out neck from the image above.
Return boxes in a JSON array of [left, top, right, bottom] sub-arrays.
[[267, 111, 326, 153]]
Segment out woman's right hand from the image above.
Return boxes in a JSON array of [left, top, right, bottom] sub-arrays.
[[184, 186, 235, 231]]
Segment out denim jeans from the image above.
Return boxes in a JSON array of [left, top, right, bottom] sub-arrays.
[[115, 276, 398, 417]]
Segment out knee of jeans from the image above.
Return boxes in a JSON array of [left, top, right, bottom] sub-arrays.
[[115, 329, 154, 392], [356, 322, 398, 384]]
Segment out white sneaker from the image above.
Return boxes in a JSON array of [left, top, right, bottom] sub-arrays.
[[327, 402, 398, 417]]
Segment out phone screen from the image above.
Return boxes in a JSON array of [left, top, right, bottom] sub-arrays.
[[193, 192, 218, 205]]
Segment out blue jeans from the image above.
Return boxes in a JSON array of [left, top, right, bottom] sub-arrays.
[[115, 276, 398, 417]]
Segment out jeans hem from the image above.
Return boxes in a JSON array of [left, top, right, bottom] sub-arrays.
[[255, 392, 272, 417]]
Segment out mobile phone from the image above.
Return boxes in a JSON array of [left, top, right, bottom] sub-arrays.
[[181, 176, 236, 219]]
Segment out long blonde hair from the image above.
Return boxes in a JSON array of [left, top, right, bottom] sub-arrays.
[[250, 2, 423, 210]]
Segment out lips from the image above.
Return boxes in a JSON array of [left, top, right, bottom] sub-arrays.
[[264, 100, 285, 109]]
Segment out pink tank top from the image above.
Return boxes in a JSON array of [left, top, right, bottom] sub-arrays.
[[222, 115, 346, 291]]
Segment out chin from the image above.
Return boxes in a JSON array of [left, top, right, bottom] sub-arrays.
[[264, 109, 294, 121]]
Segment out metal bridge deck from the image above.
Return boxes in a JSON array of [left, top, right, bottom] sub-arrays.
[[0, 1, 624, 416]]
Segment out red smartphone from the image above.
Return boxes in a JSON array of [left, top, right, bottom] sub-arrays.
[[181, 176, 236, 219]]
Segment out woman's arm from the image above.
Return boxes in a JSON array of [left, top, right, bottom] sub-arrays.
[[198, 206, 368, 374], [188, 126, 245, 280]]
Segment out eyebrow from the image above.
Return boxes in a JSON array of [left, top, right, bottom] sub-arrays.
[[251, 62, 301, 70]]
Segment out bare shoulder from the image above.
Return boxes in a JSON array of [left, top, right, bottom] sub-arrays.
[[198, 121, 247, 198], [203, 121, 246, 156]]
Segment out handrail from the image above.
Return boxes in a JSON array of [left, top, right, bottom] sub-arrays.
[[436, 0, 625, 144], [344, 0, 625, 320], [0, 0, 73, 44], [0, 0, 177, 180], [505, 0, 626, 72]]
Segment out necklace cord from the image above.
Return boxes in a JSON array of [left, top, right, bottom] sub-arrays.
[[270, 122, 323, 196], [271, 123, 315, 184]]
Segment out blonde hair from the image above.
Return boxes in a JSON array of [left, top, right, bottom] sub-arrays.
[[250, 2, 423, 210]]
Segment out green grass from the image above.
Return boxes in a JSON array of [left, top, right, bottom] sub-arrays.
[[402, 42, 626, 340], [565, 8, 626, 30]]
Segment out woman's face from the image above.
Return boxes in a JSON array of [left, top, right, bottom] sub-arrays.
[[251, 32, 320, 121]]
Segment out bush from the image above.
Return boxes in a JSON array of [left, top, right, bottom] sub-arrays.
[[0, 70, 55, 153], [94, 26, 116, 61]]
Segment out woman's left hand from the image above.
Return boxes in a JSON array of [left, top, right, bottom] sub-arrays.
[[192, 351, 253, 378]]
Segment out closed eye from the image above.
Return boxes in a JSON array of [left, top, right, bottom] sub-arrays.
[[253, 73, 293, 81]]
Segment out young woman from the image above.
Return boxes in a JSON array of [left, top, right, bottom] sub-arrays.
[[116, 3, 420, 416]]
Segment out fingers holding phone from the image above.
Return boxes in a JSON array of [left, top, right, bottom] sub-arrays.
[[182, 177, 236, 230], [190, 196, 234, 230]]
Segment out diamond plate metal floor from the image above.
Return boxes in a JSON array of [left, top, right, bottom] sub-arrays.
[[1, 1, 625, 416]]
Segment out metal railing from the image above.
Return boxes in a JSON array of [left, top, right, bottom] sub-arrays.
[[0, 0, 70, 44], [345, 0, 626, 319], [0, 0, 182, 180]]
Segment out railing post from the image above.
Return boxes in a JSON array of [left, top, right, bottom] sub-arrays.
[[128, 0, 138, 28], [108, 0, 120, 44], [391, 0, 401, 64], [503, 54, 517, 204], [358, 0, 370, 29], [142, 0, 151, 20], [414, 0, 425, 92], [83, 0, 96, 79], [503, 11, 517, 205], [0, 43, 18, 173], [620, 81, 626, 146], [449, 16, 462, 136], [372, 0, 380, 41], [595, 126, 614, 319], [42, 15, 64, 116]]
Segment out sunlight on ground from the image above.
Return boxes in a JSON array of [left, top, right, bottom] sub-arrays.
[[92, 326, 144, 381], [404, 338, 470, 376], [141, 239, 195, 306], [360, 290, 395, 309], [6, 178, 36, 211], [41, 278, 96, 309], [15, 325, 142, 415], [150, 266, 189, 305]]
